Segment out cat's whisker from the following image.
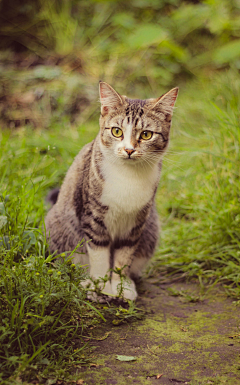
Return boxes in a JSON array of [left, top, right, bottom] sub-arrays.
[[143, 153, 185, 173], [142, 157, 159, 171], [143, 155, 161, 165], [143, 158, 154, 170], [161, 159, 185, 173], [147, 151, 182, 165]]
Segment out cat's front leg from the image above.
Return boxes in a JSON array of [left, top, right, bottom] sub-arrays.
[[84, 244, 113, 298], [110, 247, 138, 301], [84, 244, 137, 301]]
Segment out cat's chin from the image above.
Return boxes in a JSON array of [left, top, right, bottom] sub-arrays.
[[118, 155, 140, 163]]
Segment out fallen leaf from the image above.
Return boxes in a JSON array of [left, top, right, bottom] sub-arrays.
[[96, 331, 111, 341], [116, 355, 137, 361], [76, 380, 84, 385], [180, 326, 188, 332], [228, 333, 240, 338], [157, 374, 163, 379]]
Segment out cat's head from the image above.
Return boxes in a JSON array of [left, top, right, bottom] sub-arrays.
[[99, 81, 178, 166]]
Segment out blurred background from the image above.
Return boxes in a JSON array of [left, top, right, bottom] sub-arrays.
[[1, 0, 240, 128]]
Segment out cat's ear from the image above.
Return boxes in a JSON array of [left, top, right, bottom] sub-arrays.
[[148, 87, 179, 115], [99, 81, 123, 115]]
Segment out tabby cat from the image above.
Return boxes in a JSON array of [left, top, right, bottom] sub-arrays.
[[45, 82, 178, 300]]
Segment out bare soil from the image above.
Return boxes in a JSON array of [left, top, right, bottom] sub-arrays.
[[79, 280, 240, 385]]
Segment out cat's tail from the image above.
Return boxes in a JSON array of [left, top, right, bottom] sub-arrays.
[[46, 188, 60, 206]]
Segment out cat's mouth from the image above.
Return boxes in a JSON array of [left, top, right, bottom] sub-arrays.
[[116, 150, 141, 162], [123, 154, 137, 161], [127, 155, 135, 160]]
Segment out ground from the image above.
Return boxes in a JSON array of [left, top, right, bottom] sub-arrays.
[[77, 280, 240, 385]]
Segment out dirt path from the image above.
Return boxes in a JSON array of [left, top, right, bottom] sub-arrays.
[[79, 280, 240, 385]]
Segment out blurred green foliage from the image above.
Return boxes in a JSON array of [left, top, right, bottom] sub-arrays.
[[1, 0, 240, 128], [1, 0, 240, 89]]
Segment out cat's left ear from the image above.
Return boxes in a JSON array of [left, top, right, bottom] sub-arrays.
[[99, 81, 123, 116], [149, 87, 179, 115]]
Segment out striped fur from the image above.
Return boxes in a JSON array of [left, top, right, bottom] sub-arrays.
[[45, 82, 178, 300]]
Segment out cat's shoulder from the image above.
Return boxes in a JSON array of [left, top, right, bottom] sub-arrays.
[[75, 140, 94, 159], [73, 139, 95, 167], [60, 140, 95, 192]]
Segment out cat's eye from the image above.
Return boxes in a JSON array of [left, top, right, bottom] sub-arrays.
[[140, 131, 153, 140], [111, 127, 123, 138]]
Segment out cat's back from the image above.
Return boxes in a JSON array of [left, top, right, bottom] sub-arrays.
[[58, 140, 94, 205], [46, 140, 94, 221]]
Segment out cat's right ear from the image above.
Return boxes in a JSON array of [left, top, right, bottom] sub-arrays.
[[99, 81, 123, 116]]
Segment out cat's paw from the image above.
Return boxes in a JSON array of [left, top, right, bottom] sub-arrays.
[[82, 278, 113, 302], [81, 278, 103, 302], [111, 277, 138, 301], [82, 277, 137, 301], [101, 280, 114, 296]]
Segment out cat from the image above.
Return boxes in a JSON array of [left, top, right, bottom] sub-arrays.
[[45, 81, 178, 300]]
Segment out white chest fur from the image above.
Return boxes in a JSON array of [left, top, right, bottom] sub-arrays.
[[100, 159, 159, 239]]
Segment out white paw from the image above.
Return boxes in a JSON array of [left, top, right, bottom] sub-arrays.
[[101, 280, 114, 296], [81, 278, 103, 302], [82, 276, 138, 301], [82, 278, 114, 302], [81, 278, 100, 291], [111, 277, 138, 301]]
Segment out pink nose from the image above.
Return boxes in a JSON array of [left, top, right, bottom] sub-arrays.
[[125, 148, 135, 156]]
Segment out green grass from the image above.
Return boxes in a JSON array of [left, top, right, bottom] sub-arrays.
[[148, 70, 240, 298], [1, 69, 240, 383], [0, 123, 94, 383]]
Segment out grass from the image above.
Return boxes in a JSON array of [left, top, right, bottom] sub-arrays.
[[0, 68, 240, 383], [0, 123, 142, 384], [148, 70, 240, 297], [0, 124, 93, 383]]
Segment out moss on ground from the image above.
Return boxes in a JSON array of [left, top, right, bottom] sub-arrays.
[[77, 281, 240, 385]]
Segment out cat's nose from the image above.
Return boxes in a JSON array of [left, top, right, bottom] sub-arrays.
[[125, 148, 135, 156]]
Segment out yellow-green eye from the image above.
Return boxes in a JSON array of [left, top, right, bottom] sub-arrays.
[[111, 127, 123, 138], [140, 131, 153, 140]]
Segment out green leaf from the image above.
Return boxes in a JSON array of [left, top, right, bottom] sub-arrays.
[[0, 202, 5, 215], [0, 235, 10, 250], [46, 379, 57, 385], [116, 355, 137, 361], [0, 216, 7, 229], [39, 357, 50, 365], [213, 40, 240, 65], [172, 4, 209, 39], [127, 24, 167, 49], [112, 13, 135, 29]]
